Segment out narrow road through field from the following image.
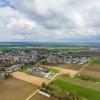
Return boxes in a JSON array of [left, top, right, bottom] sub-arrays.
[[25, 89, 40, 100], [71, 59, 93, 77]]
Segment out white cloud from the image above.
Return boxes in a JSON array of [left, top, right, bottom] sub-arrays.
[[0, 0, 100, 42]]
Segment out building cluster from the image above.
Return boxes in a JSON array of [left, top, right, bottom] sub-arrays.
[[27, 64, 54, 79], [0, 48, 90, 77]]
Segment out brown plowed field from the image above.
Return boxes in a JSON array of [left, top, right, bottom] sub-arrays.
[[84, 64, 100, 72], [0, 78, 38, 100], [81, 64, 100, 78], [82, 70, 100, 78], [49, 64, 82, 71]]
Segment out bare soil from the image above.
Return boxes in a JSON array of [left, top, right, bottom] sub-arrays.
[[84, 64, 100, 72], [13, 71, 49, 86], [0, 78, 38, 100], [81, 64, 100, 78], [49, 64, 82, 71], [52, 67, 78, 76]]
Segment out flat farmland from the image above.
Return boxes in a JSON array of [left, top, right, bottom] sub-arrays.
[[47, 66, 78, 77], [84, 64, 100, 72], [30, 93, 58, 100], [81, 64, 100, 78], [52, 79, 100, 100], [71, 51, 100, 57], [50, 64, 82, 71], [0, 78, 38, 100], [13, 71, 49, 86]]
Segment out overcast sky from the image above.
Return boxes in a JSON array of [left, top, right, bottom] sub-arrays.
[[0, 0, 100, 42]]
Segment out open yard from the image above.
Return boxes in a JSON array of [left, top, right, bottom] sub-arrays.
[[0, 78, 38, 100], [30, 93, 58, 100], [81, 64, 100, 78], [13, 71, 49, 86]]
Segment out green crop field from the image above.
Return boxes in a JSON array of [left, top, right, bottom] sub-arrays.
[[77, 74, 100, 82], [52, 79, 100, 100], [91, 59, 100, 65]]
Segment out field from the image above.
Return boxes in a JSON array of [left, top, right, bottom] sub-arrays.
[[48, 67, 60, 74], [55, 67, 78, 76], [52, 78, 100, 100], [77, 74, 100, 82], [0, 78, 38, 100], [30, 93, 58, 100], [91, 59, 100, 65], [13, 71, 49, 86], [60, 76, 100, 91], [47, 65, 78, 77], [71, 51, 100, 57], [49, 64, 82, 71], [81, 64, 100, 78]]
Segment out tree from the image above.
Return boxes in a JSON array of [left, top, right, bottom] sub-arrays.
[[42, 82, 46, 89], [4, 73, 12, 79]]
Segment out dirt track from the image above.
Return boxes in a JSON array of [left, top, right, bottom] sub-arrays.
[[13, 71, 49, 86]]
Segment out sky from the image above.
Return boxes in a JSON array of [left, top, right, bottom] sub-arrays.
[[0, 0, 100, 42]]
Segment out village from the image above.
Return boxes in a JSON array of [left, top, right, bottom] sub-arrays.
[[0, 48, 90, 78]]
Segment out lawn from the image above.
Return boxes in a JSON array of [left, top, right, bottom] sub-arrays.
[[49, 67, 60, 74], [52, 79, 100, 100], [19, 67, 27, 72]]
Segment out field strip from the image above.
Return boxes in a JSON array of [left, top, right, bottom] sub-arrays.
[[53, 67, 78, 77], [62, 78, 100, 92], [13, 71, 48, 86]]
